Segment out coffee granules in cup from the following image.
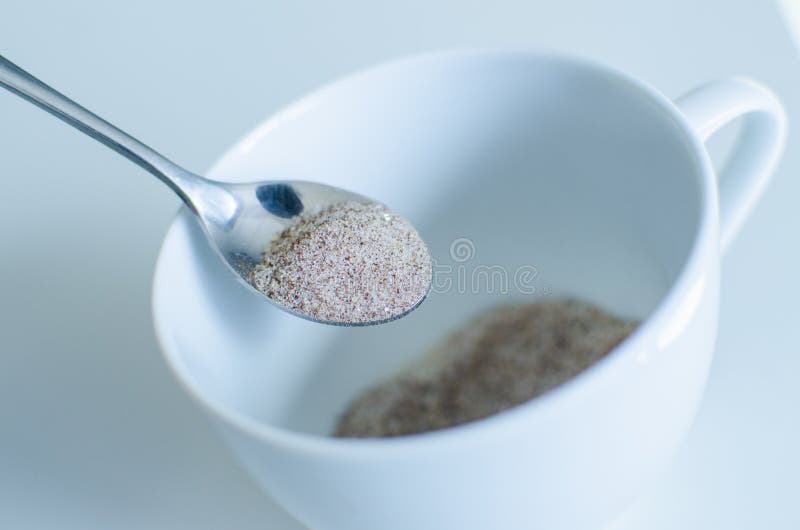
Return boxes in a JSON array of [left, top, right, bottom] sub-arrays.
[[335, 298, 637, 437], [251, 201, 431, 324]]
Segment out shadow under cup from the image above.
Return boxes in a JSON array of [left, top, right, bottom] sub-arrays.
[[153, 54, 708, 528]]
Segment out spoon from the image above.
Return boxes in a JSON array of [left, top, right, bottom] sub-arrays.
[[0, 54, 431, 326]]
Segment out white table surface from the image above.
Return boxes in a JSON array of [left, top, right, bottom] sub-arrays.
[[1, 1, 798, 528]]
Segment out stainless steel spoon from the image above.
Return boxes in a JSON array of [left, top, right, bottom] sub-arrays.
[[0, 54, 431, 326]]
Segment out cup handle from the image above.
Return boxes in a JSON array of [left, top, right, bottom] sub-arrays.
[[675, 78, 787, 253]]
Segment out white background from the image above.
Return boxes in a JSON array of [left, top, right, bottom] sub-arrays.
[[1, 1, 798, 528]]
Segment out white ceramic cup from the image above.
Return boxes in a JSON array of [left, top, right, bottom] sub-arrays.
[[152, 51, 786, 530]]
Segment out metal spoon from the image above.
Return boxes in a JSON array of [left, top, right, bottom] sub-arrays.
[[0, 55, 431, 326]]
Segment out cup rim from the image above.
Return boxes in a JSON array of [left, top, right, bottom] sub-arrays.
[[152, 48, 717, 455]]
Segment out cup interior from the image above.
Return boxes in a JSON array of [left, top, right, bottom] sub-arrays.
[[153, 52, 703, 437]]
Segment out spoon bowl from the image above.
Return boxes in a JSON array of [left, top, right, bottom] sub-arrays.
[[202, 179, 431, 325]]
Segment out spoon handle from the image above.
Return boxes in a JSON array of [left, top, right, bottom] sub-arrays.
[[0, 54, 232, 219]]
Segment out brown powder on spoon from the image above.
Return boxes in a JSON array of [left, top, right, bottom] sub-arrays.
[[251, 201, 431, 324], [335, 298, 637, 437]]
